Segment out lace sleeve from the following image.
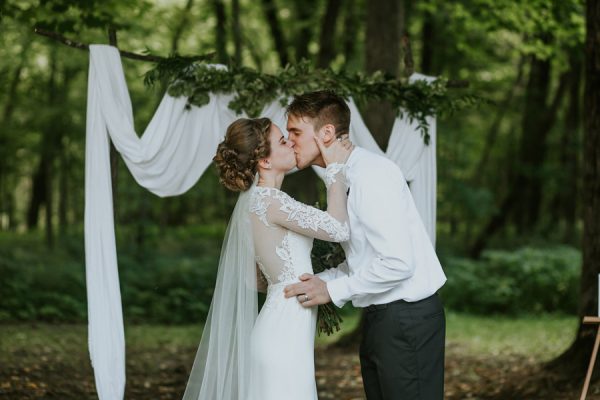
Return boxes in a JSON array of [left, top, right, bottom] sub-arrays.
[[263, 164, 350, 242]]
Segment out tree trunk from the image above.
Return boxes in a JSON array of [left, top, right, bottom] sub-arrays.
[[0, 39, 31, 231], [26, 163, 46, 230], [362, 0, 404, 151], [27, 49, 58, 236], [57, 67, 78, 237], [420, 9, 435, 74], [231, 0, 242, 65], [58, 143, 68, 236], [470, 53, 569, 256], [342, 0, 358, 65], [551, 54, 582, 240], [171, 0, 195, 54], [261, 0, 289, 67], [213, 0, 228, 63], [471, 56, 526, 185], [513, 54, 552, 231], [317, 0, 342, 68], [292, 0, 316, 62], [549, 0, 600, 379]]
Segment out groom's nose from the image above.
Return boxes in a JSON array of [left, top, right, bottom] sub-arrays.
[[286, 140, 295, 148]]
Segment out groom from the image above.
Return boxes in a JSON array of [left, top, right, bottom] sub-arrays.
[[283, 90, 447, 400]]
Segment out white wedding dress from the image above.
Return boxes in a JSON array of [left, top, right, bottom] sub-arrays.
[[247, 164, 349, 400]]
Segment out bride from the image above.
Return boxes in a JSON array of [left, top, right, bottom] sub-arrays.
[[182, 117, 351, 400]]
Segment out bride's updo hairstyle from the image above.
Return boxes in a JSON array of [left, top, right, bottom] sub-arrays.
[[213, 117, 272, 192]]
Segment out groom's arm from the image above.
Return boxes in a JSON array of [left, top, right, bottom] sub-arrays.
[[316, 260, 350, 282], [326, 166, 415, 308]]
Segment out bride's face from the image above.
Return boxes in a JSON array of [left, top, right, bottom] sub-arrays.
[[266, 123, 296, 172], [286, 114, 322, 169]]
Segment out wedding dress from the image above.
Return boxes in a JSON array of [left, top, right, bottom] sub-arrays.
[[182, 163, 349, 400]]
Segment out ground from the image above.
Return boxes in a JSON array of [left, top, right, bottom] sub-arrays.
[[0, 313, 597, 399]]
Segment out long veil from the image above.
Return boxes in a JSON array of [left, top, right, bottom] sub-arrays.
[[183, 183, 258, 399]]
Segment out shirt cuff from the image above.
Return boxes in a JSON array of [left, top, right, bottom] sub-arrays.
[[316, 270, 332, 283], [326, 276, 352, 308]]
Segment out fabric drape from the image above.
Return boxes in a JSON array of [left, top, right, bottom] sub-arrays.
[[85, 45, 437, 399]]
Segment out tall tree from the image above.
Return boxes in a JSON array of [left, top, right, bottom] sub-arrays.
[[513, 51, 569, 231], [470, 56, 526, 185], [231, 0, 242, 64], [362, 0, 404, 151], [420, 7, 435, 75], [0, 37, 30, 230], [26, 49, 65, 247], [261, 0, 289, 66], [549, 53, 582, 240], [171, 0, 195, 54], [550, 0, 600, 379], [213, 0, 228, 63], [317, 0, 342, 68], [342, 0, 358, 65], [470, 53, 570, 257], [292, 0, 316, 62]]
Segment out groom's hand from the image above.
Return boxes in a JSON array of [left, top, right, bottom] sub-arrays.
[[284, 274, 331, 307]]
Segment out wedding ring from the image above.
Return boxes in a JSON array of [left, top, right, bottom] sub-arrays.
[[304, 294, 309, 302]]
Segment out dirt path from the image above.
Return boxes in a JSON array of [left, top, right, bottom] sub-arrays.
[[0, 333, 597, 399]]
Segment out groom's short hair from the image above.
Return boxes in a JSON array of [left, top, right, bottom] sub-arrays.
[[286, 90, 350, 137]]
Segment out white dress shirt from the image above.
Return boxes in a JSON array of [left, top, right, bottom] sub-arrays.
[[318, 147, 447, 308]]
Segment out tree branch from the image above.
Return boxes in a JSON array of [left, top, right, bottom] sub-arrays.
[[34, 27, 214, 63]]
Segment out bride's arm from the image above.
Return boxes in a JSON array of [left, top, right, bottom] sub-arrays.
[[266, 164, 349, 242]]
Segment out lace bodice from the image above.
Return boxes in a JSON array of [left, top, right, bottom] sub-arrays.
[[249, 164, 349, 290]]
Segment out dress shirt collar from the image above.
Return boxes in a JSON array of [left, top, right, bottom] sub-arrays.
[[344, 146, 362, 185]]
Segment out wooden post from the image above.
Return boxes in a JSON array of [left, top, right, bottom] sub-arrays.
[[580, 316, 600, 400]]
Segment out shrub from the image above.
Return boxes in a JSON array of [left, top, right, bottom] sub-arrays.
[[440, 246, 581, 315]]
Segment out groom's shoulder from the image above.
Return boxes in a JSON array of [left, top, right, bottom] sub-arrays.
[[353, 147, 403, 179]]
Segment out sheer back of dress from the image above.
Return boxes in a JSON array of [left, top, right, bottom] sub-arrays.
[[248, 184, 350, 288]]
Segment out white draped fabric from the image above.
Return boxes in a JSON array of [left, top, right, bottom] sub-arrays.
[[85, 45, 438, 399]]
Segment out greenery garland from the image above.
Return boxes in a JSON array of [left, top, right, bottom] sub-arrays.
[[143, 57, 484, 334], [144, 57, 484, 144]]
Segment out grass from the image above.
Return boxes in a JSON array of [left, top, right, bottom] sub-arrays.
[[0, 313, 582, 400], [445, 312, 578, 360], [316, 311, 578, 358], [1, 312, 578, 359]]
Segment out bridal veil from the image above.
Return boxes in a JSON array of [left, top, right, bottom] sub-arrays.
[[182, 183, 258, 400]]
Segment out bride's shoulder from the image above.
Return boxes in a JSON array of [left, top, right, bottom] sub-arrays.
[[250, 186, 295, 204], [249, 186, 301, 223]]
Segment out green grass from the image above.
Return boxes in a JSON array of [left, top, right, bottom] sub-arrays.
[[316, 311, 578, 358], [0, 313, 578, 365], [445, 312, 578, 360], [0, 313, 583, 400]]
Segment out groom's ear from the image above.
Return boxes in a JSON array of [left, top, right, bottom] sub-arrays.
[[320, 124, 336, 145]]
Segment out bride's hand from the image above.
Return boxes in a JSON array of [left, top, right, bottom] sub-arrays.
[[314, 134, 353, 166]]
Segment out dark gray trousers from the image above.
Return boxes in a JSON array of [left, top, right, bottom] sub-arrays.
[[360, 293, 446, 400]]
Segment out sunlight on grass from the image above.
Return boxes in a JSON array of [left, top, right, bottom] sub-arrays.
[[316, 311, 579, 361], [1, 313, 579, 363], [445, 312, 578, 360]]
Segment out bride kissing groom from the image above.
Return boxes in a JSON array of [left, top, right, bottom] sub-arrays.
[[183, 90, 447, 400]]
